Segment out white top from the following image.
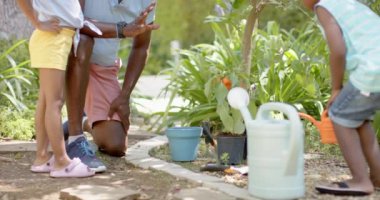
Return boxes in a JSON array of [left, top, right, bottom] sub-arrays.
[[84, 0, 156, 67], [32, 0, 84, 29]]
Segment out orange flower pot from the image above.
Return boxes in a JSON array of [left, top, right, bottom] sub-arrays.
[[298, 110, 337, 144]]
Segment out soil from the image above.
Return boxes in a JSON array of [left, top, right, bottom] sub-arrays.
[[0, 138, 199, 200], [2, 136, 380, 200], [150, 142, 380, 200]]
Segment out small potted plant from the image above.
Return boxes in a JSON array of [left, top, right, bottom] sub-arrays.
[[211, 75, 256, 165], [150, 22, 256, 165]]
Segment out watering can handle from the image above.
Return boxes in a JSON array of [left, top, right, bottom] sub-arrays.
[[256, 102, 303, 175]]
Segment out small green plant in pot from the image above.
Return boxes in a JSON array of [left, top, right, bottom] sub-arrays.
[[213, 75, 255, 165], [149, 22, 257, 165]]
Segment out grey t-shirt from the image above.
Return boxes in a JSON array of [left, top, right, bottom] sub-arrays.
[[84, 0, 156, 67]]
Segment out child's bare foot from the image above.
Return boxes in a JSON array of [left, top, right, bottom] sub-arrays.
[[370, 174, 380, 189]]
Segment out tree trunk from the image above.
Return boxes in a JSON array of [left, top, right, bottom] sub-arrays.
[[241, 0, 266, 81], [0, 0, 33, 39]]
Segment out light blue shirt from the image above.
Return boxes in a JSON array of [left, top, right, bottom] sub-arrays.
[[84, 0, 156, 67], [32, 0, 83, 28], [316, 0, 380, 92]]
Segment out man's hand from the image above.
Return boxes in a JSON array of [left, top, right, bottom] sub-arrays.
[[122, 1, 160, 37], [36, 18, 62, 33], [107, 95, 130, 135]]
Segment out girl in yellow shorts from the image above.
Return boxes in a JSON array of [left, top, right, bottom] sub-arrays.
[[16, 0, 94, 178]]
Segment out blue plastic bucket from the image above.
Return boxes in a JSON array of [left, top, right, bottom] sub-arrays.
[[166, 127, 203, 161]]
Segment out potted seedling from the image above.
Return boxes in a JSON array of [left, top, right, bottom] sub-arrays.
[[211, 76, 256, 165]]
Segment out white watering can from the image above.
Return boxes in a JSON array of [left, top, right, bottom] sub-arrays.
[[228, 87, 304, 200]]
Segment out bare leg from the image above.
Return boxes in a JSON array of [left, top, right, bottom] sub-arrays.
[[91, 120, 127, 157], [66, 34, 94, 136], [40, 68, 71, 170], [33, 85, 51, 165], [357, 121, 380, 187], [333, 122, 374, 192]]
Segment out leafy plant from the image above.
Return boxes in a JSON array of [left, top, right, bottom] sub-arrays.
[[150, 23, 255, 135], [0, 39, 36, 111], [0, 105, 35, 140], [220, 152, 230, 165], [151, 19, 331, 139], [360, 0, 380, 14], [251, 21, 330, 116]]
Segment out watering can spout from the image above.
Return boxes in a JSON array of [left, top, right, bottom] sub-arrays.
[[240, 107, 253, 123], [298, 110, 337, 144], [298, 112, 322, 131], [227, 87, 253, 122]]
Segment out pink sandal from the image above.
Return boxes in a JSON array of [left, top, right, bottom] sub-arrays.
[[30, 156, 55, 173], [50, 158, 95, 178]]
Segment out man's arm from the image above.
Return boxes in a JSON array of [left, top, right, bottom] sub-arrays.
[[316, 7, 346, 105], [107, 27, 153, 133], [122, 28, 152, 98], [78, 0, 118, 37], [80, 1, 159, 38]]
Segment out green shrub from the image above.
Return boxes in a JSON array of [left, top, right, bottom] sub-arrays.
[[151, 21, 329, 133], [0, 105, 35, 140], [252, 21, 330, 116], [360, 0, 380, 14], [0, 39, 38, 111], [149, 22, 255, 134], [0, 39, 37, 140]]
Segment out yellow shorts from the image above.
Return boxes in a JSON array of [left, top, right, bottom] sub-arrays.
[[29, 28, 75, 71]]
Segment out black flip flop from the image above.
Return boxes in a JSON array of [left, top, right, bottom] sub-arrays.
[[315, 181, 370, 196]]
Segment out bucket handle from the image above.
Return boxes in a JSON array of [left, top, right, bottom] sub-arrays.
[[256, 102, 304, 175]]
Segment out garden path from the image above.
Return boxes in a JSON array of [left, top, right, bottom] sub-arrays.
[[0, 127, 204, 200], [1, 76, 380, 199]]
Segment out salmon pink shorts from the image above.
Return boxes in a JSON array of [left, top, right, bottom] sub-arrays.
[[84, 63, 121, 127]]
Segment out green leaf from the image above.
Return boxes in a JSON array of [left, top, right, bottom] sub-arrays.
[[305, 83, 317, 96], [248, 100, 257, 118], [231, 108, 245, 134], [1, 93, 27, 111], [283, 49, 299, 63], [216, 101, 233, 133], [0, 40, 27, 61], [215, 83, 228, 104]]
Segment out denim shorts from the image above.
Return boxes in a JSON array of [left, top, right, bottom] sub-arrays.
[[329, 81, 380, 128]]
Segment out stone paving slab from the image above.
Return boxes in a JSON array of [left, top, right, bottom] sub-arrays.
[[125, 135, 258, 200], [0, 141, 37, 152], [60, 185, 140, 200], [173, 187, 236, 200], [0, 127, 156, 153], [128, 125, 157, 139]]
